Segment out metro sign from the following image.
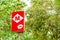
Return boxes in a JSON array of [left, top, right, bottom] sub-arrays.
[[12, 11, 25, 33], [13, 14, 23, 23]]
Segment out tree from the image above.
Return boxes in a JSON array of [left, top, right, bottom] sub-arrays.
[[0, 0, 59, 40]]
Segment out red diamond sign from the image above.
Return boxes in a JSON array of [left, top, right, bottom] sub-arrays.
[[12, 11, 25, 33], [13, 14, 23, 23]]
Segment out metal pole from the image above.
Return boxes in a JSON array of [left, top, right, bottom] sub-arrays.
[[18, 33, 20, 40]]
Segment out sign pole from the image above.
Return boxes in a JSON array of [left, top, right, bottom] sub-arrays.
[[12, 11, 25, 40], [18, 33, 20, 40]]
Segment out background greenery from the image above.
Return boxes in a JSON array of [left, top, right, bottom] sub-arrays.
[[0, 0, 60, 40]]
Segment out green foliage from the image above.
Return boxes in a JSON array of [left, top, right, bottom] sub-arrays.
[[0, 0, 26, 40], [0, 0, 59, 40]]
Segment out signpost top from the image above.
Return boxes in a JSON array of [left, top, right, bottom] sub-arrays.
[[12, 11, 25, 33]]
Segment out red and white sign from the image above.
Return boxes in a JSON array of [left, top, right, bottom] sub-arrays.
[[12, 11, 25, 33]]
